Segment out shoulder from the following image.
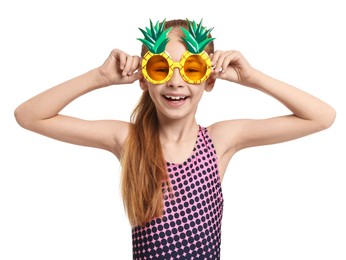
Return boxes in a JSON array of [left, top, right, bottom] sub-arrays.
[[206, 120, 248, 156], [108, 120, 131, 158], [207, 120, 244, 141], [91, 119, 131, 159]]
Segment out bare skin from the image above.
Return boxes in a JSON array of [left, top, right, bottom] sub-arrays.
[[14, 36, 336, 182]]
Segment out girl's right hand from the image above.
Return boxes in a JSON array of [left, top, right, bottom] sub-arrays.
[[98, 49, 140, 86]]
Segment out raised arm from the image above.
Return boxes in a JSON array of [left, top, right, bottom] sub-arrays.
[[208, 50, 336, 158], [14, 49, 140, 158]]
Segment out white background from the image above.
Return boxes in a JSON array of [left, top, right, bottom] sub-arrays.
[[1, 0, 345, 259]]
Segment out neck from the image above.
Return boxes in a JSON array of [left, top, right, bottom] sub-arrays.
[[158, 117, 199, 143]]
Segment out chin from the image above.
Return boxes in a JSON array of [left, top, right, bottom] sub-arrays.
[[159, 107, 197, 121]]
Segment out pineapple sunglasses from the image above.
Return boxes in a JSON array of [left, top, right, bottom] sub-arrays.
[[141, 50, 212, 85]]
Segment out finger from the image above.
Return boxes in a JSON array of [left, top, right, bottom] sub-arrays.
[[111, 49, 125, 70], [128, 71, 140, 83], [212, 52, 225, 74], [214, 51, 237, 74], [137, 60, 143, 78], [221, 52, 236, 73], [210, 50, 221, 67], [128, 56, 140, 76], [122, 55, 133, 76], [119, 71, 139, 84]]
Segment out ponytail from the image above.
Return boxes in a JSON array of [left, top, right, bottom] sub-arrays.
[[121, 91, 168, 227]]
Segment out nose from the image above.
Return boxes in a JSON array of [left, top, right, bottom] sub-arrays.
[[167, 67, 184, 88]]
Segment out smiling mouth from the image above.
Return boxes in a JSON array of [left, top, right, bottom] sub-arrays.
[[164, 95, 188, 101]]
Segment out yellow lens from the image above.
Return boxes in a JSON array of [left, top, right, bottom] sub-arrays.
[[184, 55, 207, 81], [146, 55, 170, 81]]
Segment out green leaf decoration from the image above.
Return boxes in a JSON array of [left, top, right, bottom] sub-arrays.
[[180, 19, 215, 54], [137, 19, 172, 54]]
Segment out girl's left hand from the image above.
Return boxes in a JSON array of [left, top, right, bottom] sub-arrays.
[[210, 50, 255, 85]]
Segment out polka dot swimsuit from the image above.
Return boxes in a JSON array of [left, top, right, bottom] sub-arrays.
[[132, 126, 224, 259]]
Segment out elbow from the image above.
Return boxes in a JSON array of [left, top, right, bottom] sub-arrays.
[[14, 105, 33, 130], [318, 106, 337, 131]]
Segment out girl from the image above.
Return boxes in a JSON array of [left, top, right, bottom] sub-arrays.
[[14, 19, 336, 259]]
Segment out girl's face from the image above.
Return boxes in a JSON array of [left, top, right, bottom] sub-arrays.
[[140, 32, 215, 121]]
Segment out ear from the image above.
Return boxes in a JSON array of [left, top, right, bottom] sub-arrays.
[[204, 77, 216, 92], [139, 75, 148, 91]]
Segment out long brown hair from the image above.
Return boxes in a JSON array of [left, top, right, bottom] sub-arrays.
[[121, 19, 214, 227]]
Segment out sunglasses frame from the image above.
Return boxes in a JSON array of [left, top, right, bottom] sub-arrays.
[[141, 50, 212, 85]]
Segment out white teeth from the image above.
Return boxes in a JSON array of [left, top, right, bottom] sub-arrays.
[[165, 96, 186, 100]]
